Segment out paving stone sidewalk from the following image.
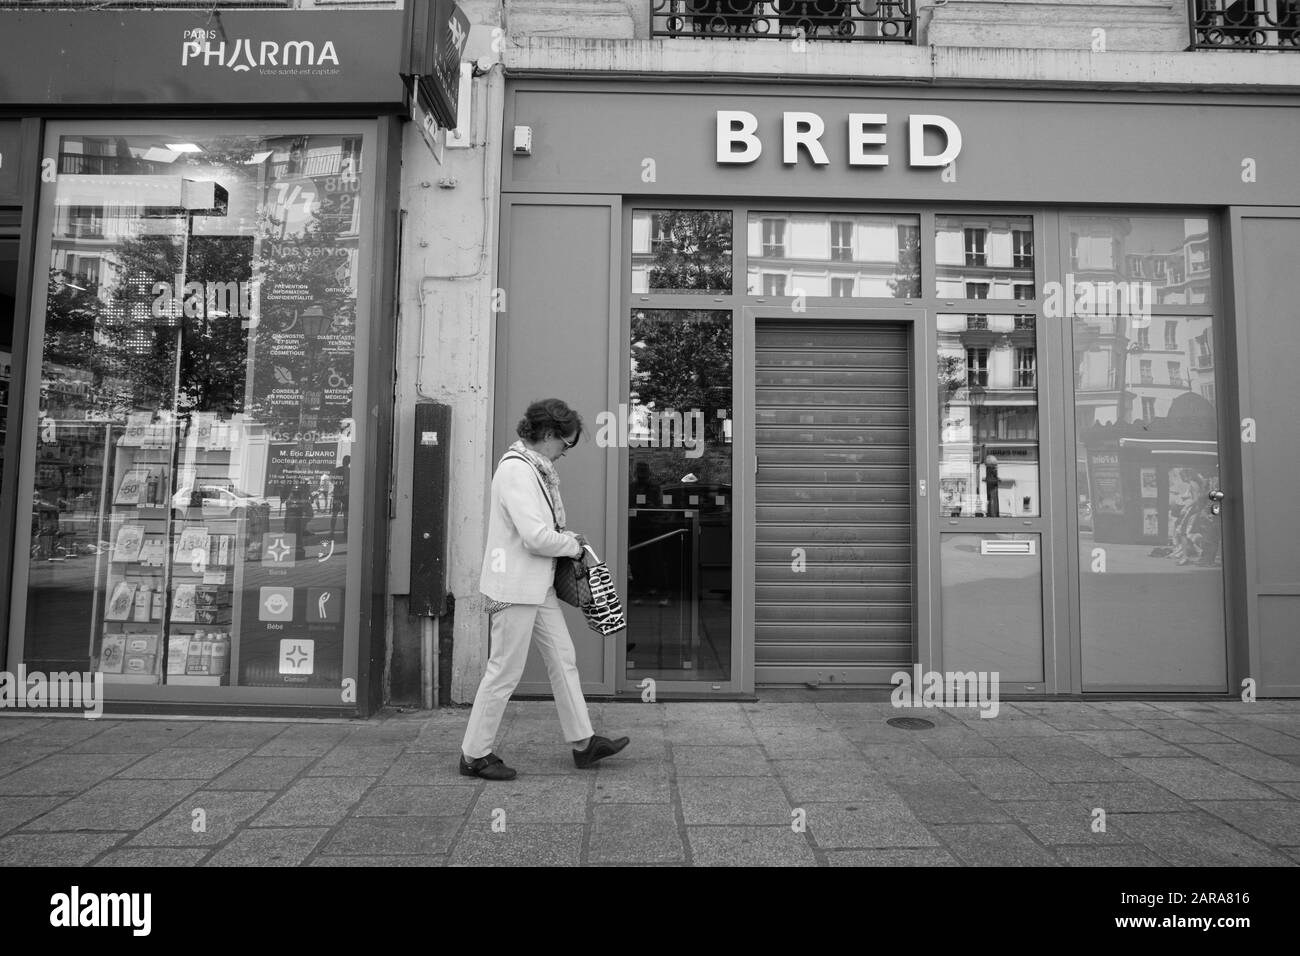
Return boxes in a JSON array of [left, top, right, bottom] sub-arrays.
[[1, 699, 1298, 866]]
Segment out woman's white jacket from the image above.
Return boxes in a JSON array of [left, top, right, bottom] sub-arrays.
[[479, 455, 582, 604]]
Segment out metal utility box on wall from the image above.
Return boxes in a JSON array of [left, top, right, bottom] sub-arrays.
[[410, 402, 452, 616]]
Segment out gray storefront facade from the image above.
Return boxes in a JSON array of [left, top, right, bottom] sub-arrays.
[[494, 79, 1300, 700], [0, 7, 439, 716]]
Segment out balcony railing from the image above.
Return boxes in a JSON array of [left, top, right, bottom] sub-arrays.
[[1189, 0, 1300, 50], [270, 151, 348, 180], [650, 0, 917, 41], [58, 153, 117, 176]]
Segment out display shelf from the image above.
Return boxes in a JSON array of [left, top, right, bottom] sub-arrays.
[[167, 675, 228, 687], [96, 427, 177, 685], [96, 412, 245, 688], [102, 673, 169, 685]]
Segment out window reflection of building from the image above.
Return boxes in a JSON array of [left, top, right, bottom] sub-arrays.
[[935, 215, 1034, 300], [2, 234, 17, 491], [1068, 215, 1211, 306], [0, 351, 9, 485], [1069, 216, 1219, 550], [939, 313, 1040, 517], [745, 212, 920, 298]]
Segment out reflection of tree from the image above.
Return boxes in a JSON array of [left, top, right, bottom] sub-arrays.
[[43, 273, 102, 369], [646, 210, 732, 293], [937, 352, 964, 409], [630, 310, 732, 488], [42, 269, 138, 419], [888, 227, 922, 298], [181, 235, 254, 416]]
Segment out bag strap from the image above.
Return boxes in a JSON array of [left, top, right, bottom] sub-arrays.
[[502, 453, 559, 530]]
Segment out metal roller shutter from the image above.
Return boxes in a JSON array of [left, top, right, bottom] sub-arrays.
[[754, 322, 913, 686]]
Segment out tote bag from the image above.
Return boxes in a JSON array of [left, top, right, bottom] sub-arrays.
[[502, 454, 628, 636]]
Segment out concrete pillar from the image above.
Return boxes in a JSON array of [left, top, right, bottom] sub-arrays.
[[391, 2, 507, 706]]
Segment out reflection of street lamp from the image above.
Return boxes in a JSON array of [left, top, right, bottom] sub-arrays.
[[299, 306, 327, 416], [984, 453, 1001, 518], [968, 381, 986, 514], [301, 304, 328, 338], [300, 304, 328, 429]]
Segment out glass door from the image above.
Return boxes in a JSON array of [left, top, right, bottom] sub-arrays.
[[621, 207, 737, 692], [1066, 214, 1228, 690], [932, 214, 1051, 691], [624, 307, 734, 684]]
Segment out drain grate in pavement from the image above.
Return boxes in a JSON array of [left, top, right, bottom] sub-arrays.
[[886, 717, 935, 730]]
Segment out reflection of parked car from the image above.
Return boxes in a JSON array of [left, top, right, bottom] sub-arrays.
[[172, 485, 265, 521]]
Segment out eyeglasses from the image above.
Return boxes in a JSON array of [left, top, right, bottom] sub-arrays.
[[560, 433, 579, 449]]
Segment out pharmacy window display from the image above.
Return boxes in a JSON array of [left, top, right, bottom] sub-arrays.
[[15, 126, 372, 697]]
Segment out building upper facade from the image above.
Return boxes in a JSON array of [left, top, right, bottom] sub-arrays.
[[5, 1, 1297, 90]]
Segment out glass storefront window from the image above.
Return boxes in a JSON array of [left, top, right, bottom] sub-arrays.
[[746, 212, 920, 298], [1073, 304, 1225, 686], [935, 214, 1034, 300], [17, 126, 369, 692], [627, 308, 732, 681], [937, 313, 1040, 517], [1, 231, 15, 502], [630, 209, 732, 294], [1066, 215, 1211, 306]]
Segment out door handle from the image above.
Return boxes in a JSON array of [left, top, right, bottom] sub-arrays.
[[1208, 489, 1226, 501]]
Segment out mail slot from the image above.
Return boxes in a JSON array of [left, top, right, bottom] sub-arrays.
[[981, 539, 1036, 555]]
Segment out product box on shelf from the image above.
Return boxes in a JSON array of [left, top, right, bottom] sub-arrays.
[[104, 581, 137, 621], [169, 630, 232, 686], [174, 527, 212, 564], [171, 584, 198, 623], [166, 636, 189, 676], [98, 634, 126, 674], [100, 627, 164, 684], [138, 537, 167, 567], [113, 524, 146, 563]]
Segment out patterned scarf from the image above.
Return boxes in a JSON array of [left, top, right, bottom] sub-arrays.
[[508, 439, 566, 529]]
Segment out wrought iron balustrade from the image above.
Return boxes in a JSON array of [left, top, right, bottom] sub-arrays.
[[1189, 0, 1300, 50], [650, 0, 916, 42]]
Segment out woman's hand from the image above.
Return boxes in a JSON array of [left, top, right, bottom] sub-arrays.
[[571, 532, 590, 554]]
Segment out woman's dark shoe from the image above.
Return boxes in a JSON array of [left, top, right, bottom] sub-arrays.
[[459, 752, 517, 780], [573, 734, 630, 769]]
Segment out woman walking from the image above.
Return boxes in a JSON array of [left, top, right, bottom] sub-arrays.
[[460, 398, 629, 780]]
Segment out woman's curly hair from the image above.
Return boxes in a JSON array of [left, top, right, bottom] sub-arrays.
[[516, 398, 583, 445]]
